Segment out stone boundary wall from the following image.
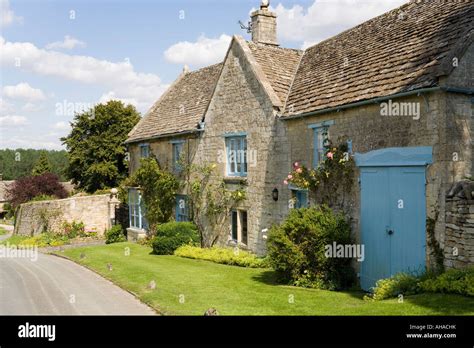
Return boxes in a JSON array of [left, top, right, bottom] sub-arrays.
[[444, 198, 474, 268], [14, 194, 119, 237]]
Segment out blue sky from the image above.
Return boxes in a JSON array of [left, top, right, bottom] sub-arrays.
[[0, 0, 406, 150]]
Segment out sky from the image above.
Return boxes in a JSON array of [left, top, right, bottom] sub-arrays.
[[0, 0, 407, 150]]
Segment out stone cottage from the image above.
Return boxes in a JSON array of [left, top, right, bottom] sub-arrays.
[[126, 1, 473, 289]]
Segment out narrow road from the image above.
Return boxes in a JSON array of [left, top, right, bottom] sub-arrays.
[[0, 250, 155, 315]]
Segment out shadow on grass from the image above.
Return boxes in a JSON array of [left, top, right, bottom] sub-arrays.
[[251, 270, 282, 286], [253, 271, 474, 314]]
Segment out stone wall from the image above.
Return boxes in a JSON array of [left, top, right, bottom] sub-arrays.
[[444, 198, 474, 268], [14, 194, 117, 237], [128, 134, 200, 175], [192, 39, 289, 255]]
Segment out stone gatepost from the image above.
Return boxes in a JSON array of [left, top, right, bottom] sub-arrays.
[[108, 188, 121, 229]]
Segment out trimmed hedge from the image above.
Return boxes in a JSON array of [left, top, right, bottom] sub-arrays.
[[174, 245, 269, 268], [152, 222, 200, 255]]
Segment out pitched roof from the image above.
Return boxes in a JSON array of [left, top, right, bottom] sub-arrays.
[[246, 41, 303, 103], [283, 1, 474, 117], [126, 63, 223, 143]]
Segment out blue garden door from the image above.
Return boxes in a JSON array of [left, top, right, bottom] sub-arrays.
[[356, 147, 432, 291]]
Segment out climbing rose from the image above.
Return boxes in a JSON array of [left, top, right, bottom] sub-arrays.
[[293, 162, 300, 168], [283, 180, 289, 185], [288, 174, 293, 180], [296, 168, 303, 174], [327, 152, 334, 160]]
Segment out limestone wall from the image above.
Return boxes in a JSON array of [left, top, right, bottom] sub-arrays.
[[14, 194, 114, 237], [444, 198, 474, 268]]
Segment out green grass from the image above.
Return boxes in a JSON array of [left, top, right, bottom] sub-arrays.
[[0, 233, 68, 247], [61, 243, 474, 316], [0, 227, 9, 235], [0, 234, 28, 245]]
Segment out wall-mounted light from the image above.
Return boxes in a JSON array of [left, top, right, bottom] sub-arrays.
[[272, 188, 279, 201]]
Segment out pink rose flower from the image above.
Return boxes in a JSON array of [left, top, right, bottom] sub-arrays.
[[327, 152, 334, 160], [283, 180, 288, 185], [287, 174, 293, 180], [296, 168, 303, 174], [294, 162, 300, 168]]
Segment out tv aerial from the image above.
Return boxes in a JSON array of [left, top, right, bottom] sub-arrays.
[[238, 20, 252, 34]]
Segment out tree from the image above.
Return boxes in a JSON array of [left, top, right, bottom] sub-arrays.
[[184, 163, 246, 247], [61, 100, 140, 193], [0, 149, 68, 180], [32, 151, 52, 176], [123, 158, 180, 233], [7, 173, 68, 209]]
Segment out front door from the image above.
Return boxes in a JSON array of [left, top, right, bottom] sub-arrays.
[[359, 166, 427, 291]]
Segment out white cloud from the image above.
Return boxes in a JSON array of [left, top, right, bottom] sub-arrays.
[[0, 0, 23, 27], [3, 82, 46, 101], [52, 121, 70, 131], [0, 115, 28, 127], [164, 34, 231, 68], [0, 98, 14, 115], [0, 135, 63, 150], [0, 37, 167, 111], [272, 0, 408, 48], [45, 35, 86, 50], [22, 102, 44, 112]]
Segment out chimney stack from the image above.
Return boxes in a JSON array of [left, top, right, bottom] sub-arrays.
[[250, 0, 278, 46]]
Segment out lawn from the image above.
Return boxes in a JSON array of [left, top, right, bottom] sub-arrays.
[[0, 227, 9, 235], [60, 243, 474, 316]]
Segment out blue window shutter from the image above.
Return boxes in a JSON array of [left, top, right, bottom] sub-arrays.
[[313, 129, 319, 168], [173, 142, 184, 171], [176, 195, 188, 222]]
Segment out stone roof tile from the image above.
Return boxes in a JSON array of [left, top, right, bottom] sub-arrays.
[[283, 1, 473, 116]]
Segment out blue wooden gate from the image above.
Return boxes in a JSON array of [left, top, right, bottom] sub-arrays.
[[355, 147, 432, 291]]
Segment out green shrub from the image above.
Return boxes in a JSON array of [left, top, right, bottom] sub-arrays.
[[62, 221, 86, 238], [267, 206, 355, 290], [29, 194, 56, 202], [105, 225, 126, 244], [175, 245, 269, 268], [18, 232, 69, 248], [152, 222, 200, 255], [366, 268, 474, 301], [420, 267, 474, 296], [368, 273, 421, 301]]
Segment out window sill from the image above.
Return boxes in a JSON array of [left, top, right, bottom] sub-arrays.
[[223, 177, 248, 185]]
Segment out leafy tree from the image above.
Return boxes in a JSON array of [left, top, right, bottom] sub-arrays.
[[183, 163, 246, 247], [123, 158, 180, 233], [32, 151, 52, 176], [7, 173, 68, 209], [0, 149, 68, 180], [61, 100, 140, 193]]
